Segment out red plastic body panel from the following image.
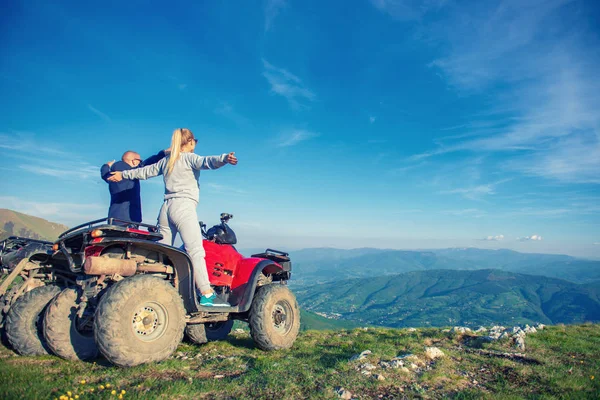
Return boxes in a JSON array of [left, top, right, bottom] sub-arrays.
[[203, 240, 243, 287]]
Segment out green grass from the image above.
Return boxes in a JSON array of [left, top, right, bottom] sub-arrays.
[[1, 325, 599, 399]]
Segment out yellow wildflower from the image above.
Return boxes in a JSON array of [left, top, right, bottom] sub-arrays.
[[67, 392, 72, 397], [80, 380, 86, 385], [119, 395, 123, 400], [99, 385, 105, 390], [90, 388, 95, 393], [106, 383, 112, 388], [75, 396, 79, 399], [121, 390, 126, 394], [112, 390, 117, 395], [591, 376, 595, 380]]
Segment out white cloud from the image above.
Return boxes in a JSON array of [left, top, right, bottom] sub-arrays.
[[0, 196, 104, 226], [87, 104, 111, 122], [441, 208, 487, 218], [403, 0, 600, 184], [274, 129, 319, 147], [264, 0, 287, 31], [481, 234, 504, 241], [204, 183, 248, 196], [370, 0, 447, 21], [262, 59, 315, 109], [518, 234, 543, 242], [214, 101, 252, 128], [19, 164, 98, 180], [594, 242, 600, 246], [439, 179, 510, 201], [369, 116, 376, 124]]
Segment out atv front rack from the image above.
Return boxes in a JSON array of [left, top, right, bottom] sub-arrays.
[[251, 248, 291, 271]]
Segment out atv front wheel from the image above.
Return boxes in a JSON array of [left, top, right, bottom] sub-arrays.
[[185, 319, 234, 344], [94, 275, 185, 367], [44, 288, 98, 361], [249, 284, 300, 351], [5, 285, 62, 355]]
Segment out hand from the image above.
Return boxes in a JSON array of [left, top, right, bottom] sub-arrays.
[[226, 152, 238, 165], [106, 160, 115, 168], [108, 171, 123, 182]]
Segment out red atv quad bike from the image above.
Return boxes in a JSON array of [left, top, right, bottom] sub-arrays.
[[39, 213, 300, 367]]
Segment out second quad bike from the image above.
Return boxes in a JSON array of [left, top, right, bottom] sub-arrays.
[[21, 213, 300, 367], [0, 236, 73, 355]]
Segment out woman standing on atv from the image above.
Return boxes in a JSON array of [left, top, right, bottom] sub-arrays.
[[108, 128, 237, 306]]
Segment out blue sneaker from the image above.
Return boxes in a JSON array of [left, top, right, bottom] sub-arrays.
[[200, 292, 230, 307]]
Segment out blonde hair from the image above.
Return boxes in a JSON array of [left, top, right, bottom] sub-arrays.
[[166, 128, 195, 175]]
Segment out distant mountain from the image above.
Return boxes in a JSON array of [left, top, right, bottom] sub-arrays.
[[295, 269, 600, 328], [0, 209, 68, 241], [282, 247, 600, 286]]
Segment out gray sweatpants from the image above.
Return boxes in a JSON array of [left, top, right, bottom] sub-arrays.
[[157, 198, 211, 293]]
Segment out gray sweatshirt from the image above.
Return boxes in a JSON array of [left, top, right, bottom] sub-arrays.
[[122, 153, 228, 203]]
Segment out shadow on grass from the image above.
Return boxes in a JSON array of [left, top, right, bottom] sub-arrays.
[[225, 335, 256, 350]]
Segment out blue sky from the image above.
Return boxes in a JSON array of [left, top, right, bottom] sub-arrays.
[[1, 0, 599, 258]]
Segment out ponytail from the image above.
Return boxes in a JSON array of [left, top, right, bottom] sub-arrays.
[[166, 128, 194, 175]]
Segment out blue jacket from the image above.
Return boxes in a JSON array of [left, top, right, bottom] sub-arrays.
[[100, 151, 166, 223]]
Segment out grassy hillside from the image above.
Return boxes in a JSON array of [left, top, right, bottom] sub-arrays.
[[0, 324, 598, 399], [296, 269, 600, 328], [300, 310, 363, 331], [0, 209, 68, 241]]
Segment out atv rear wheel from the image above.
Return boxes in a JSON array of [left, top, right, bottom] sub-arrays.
[[44, 288, 98, 361], [5, 285, 62, 356], [249, 284, 300, 351], [94, 275, 185, 367], [185, 320, 234, 344]]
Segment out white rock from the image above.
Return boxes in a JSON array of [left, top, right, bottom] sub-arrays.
[[350, 350, 372, 361], [336, 388, 353, 399], [361, 370, 372, 376], [515, 336, 526, 350], [390, 359, 404, 368], [407, 328, 417, 332], [499, 332, 511, 340], [524, 326, 537, 334], [410, 363, 419, 370], [374, 374, 386, 381], [451, 326, 472, 334], [234, 329, 245, 334], [535, 323, 545, 330], [214, 375, 225, 379], [424, 347, 445, 360], [360, 363, 377, 371], [400, 367, 410, 373], [475, 326, 488, 333]]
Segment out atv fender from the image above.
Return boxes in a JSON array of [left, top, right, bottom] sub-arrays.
[[0, 238, 52, 270], [228, 259, 284, 313]]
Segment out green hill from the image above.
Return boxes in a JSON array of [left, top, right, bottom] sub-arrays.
[[0, 209, 68, 241], [295, 269, 600, 328], [300, 309, 363, 330], [1, 324, 599, 398]]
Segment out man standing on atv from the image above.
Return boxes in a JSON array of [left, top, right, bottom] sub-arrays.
[[100, 149, 167, 223], [108, 129, 237, 307]]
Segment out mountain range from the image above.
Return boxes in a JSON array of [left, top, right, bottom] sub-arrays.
[[278, 247, 600, 286]]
